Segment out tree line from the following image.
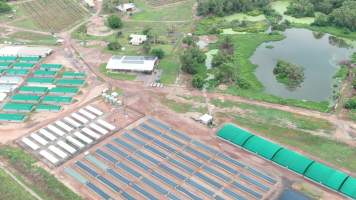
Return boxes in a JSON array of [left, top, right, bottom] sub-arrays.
[[0, 0, 11, 13]]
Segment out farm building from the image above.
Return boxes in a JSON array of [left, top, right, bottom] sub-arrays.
[[84, 0, 95, 7], [0, 85, 19, 93], [129, 34, 147, 45], [0, 46, 53, 57], [0, 93, 6, 101], [117, 3, 136, 12], [0, 76, 22, 85], [0, 113, 27, 122], [106, 56, 158, 73]]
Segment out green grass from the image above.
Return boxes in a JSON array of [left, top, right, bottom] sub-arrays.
[[0, 168, 36, 200], [212, 99, 334, 132], [5, 31, 57, 45], [158, 55, 180, 84], [99, 63, 136, 81], [218, 112, 356, 172], [131, 0, 194, 21], [224, 13, 266, 22], [162, 98, 208, 114], [0, 146, 82, 200]]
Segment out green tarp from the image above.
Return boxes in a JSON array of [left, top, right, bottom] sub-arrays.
[[243, 136, 283, 160], [304, 162, 349, 191], [217, 124, 253, 146], [340, 177, 356, 199], [19, 86, 48, 94], [272, 148, 314, 174]]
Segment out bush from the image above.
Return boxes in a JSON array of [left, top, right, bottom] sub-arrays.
[[0, 1, 11, 13], [107, 15, 123, 29], [192, 74, 206, 89], [151, 48, 165, 59], [107, 41, 121, 50], [345, 98, 356, 110]]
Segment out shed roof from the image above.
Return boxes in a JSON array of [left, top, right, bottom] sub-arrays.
[[11, 94, 41, 102], [0, 62, 12, 67], [19, 86, 48, 93], [40, 64, 62, 69], [243, 136, 283, 160], [340, 177, 356, 199], [13, 62, 35, 68], [3, 103, 35, 111], [63, 72, 86, 78], [36, 104, 62, 111], [27, 77, 55, 84], [304, 162, 349, 191], [56, 79, 85, 86], [0, 56, 17, 62], [18, 56, 40, 62], [43, 96, 73, 103], [49, 87, 79, 94], [272, 148, 314, 174], [34, 70, 57, 76], [106, 56, 158, 72], [0, 113, 26, 121], [217, 124, 253, 146], [6, 69, 29, 76]]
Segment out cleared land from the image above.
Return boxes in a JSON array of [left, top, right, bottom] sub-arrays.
[[18, 0, 89, 32]]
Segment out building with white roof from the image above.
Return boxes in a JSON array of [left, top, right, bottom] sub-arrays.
[[106, 55, 158, 73], [84, 0, 95, 7], [129, 34, 147, 45], [0, 46, 53, 57], [117, 3, 136, 12], [0, 93, 7, 101], [199, 114, 213, 125]]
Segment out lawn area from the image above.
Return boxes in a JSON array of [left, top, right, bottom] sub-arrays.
[[17, 0, 89, 32], [0, 146, 82, 200], [158, 55, 180, 84], [131, 0, 195, 21], [99, 63, 136, 81], [0, 168, 36, 200], [218, 112, 356, 173], [5, 31, 57, 45]]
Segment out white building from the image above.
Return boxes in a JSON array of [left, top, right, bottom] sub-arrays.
[[106, 56, 158, 73], [117, 3, 136, 12], [0, 46, 53, 57], [129, 34, 147, 46], [84, 0, 95, 7], [199, 114, 213, 125], [0, 93, 7, 101]]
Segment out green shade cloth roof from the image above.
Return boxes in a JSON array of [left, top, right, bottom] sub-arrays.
[[49, 87, 79, 94], [3, 103, 35, 111], [19, 86, 48, 93], [0, 113, 26, 121], [34, 70, 57, 76], [43, 96, 73, 103], [340, 177, 356, 199], [11, 94, 41, 102], [36, 104, 62, 111], [40, 64, 62, 69], [56, 79, 85, 86], [0, 56, 17, 61], [13, 62, 35, 68], [0, 62, 12, 67], [63, 71, 86, 78], [18, 56, 40, 62], [217, 124, 253, 146], [27, 77, 55, 84], [243, 136, 283, 160], [304, 162, 349, 191], [6, 69, 29, 75], [272, 148, 314, 174]]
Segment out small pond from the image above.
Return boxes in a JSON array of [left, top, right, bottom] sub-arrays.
[[278, 188, 310, 200], [250, 28, 354, 101]]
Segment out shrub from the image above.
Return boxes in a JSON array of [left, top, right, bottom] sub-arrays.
[[107, 41, 121, 50], [345, 98, 356, 110], [151, 48, 165, 59], [107, 15, 123, 29]]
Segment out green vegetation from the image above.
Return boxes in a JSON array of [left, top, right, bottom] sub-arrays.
[[151, 48, 165, 59], [180, 45, 206, 75], [162, 98, 208, 114], [0, 168, 36, 200], [0, 0, 11, 14], [273, 60, 305, 90], [99, 64, 136, 81], [158, 56, 180, 84], [107, 41, 122, 51], [345, 98, 356, 110], [4, 31, 57, 45], [107, 15, 123, 29], [0, 146, 82, 200]]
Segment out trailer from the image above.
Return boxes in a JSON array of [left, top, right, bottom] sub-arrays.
[[74, 131, 93, 144], [63, 117, 81, 128], [78, 109, 96, 120], [66, 136, 85, 149], [89, 123, 109, 135], [48, 145, 68, 159], [30, 133, 48, 146], [71, 113, 89, 124]]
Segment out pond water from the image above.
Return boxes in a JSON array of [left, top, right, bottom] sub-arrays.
[[278, 188, 310, 200], [250, 28, 354, 101]]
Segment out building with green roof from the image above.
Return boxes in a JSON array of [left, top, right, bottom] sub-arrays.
[[0, 56, 17, 62], [34, 70, 57, 77], [18, 86, 48, 94], [11, 94, 41, 103], [272, 149, 314, 174], [36, 104, 62, 112], [42, 96, 73, 104], [217, 123, 253, 146], [340, 177, 356, 199], [6, 69, 29, 76], [49, 87, 79, 96], [56, 79, 85, 86], [0, 62, 12, 68], [63, 71, 86, 79], [27, 77, 55, 85], [3, 103, 35, 112], [18, 56, 40, 63], [304, 162, 349, 191], [40, 64, 62, 71], [12, 62, 35, 69], [0, 113, 27, 122], [242, 136, 283, 160]]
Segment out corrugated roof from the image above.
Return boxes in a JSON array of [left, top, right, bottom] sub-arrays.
[[19, 86, 48, 93], [11, 94, 41, 102], [34, 70, 57, 76], [18, 56, 40, 62], [272, 148, 314, 174], [340, 177, 356, 199], [40, 64, 62, 70], [36, 104, 62, 111], [63, 71, 86, 78], [243, 136, 283, 160], [56, 79, 85, 86], [43, 96, 73, 103], [13, 62, 35, 68], [304, 162, 349, 191], [27, 77, 55, 84], [217, 124, 253, 146], [6, 69, 29, 76], [49, 87, 79, 94], [0, 113, 26, 121], [3, 103, 35, 111], [0, 56, 17, 61], [0, 62, 12, 67]]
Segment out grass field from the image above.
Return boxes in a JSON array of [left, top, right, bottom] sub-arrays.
[[0, 168, 36, 200], [99, 64, 136, 81], [0, 146, 82, 200], [162, 98, 208, 114], [17, 0, 89, 32], [4, 31, 57, 45]]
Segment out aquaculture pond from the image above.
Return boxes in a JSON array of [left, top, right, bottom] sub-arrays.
[[250, 28, 354, 101]]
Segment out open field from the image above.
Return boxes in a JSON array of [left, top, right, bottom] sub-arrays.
[[0, 168, 36, 200], [3, 31, 57, 45], [17, 0, 89, 32], [99, 63, 136, 81]]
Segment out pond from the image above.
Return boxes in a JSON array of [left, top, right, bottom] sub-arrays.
[[250, 28, 354, 101], [278, 188, 310, 200]]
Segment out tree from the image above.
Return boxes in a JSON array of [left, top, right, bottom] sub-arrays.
[[215, 62, 237, 84], [180, 47, 206, 75], [182, 36, 194, 46], [107, 15, 123, 29], [345, 98, 356, 109], [142, 42, 151, 54], [0, 1, 11, 13], [273, 60, 305, 90], [151, 48, 165, 59], [285, 0, 315, 17], [219, 36, 235, 55], [192, 74, 206, 89], [330, 0, 356, 31], [313, 12, 329, 26], [107, 41, 121, 50]]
